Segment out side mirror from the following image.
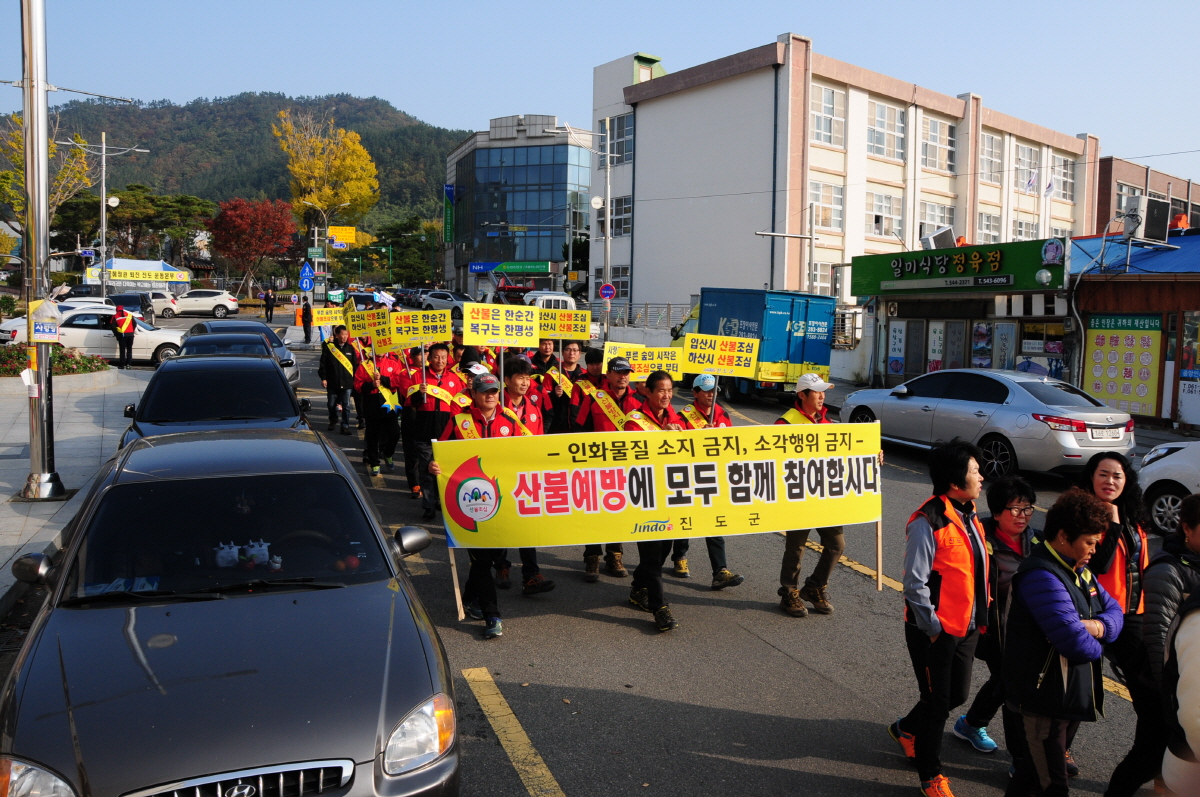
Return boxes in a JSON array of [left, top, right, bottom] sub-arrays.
[[123, 403, 136, 418], [12, 553, 50, 585], [279, 358, 295, 368], [395, 525, 432, 556], [298, 398, 311, 412], [669, 324, 681, 338], [890, 385, 909, 397]]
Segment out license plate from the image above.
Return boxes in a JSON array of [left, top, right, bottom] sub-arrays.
[[1090, 427, 1120, 440]]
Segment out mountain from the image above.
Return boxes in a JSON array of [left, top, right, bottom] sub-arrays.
[[51, 92, 470, 226]]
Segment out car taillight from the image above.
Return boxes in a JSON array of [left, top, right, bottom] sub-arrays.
[[1125, 419, 1135, 433], [6, 329, 15, 341], [1032, 413, 1088, 433]]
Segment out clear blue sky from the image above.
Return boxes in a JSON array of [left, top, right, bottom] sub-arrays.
[[3, 0, 1198, 179]]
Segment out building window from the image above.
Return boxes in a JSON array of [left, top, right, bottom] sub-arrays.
[[1051, 156, 1075, 201], [1050, 226, 1072, 239], [921, 118, 956, 172], [810, 86, 846, 147], [809, 181, 844, 230], [1148, 191, 1167, 200], [1191, 202, 1200, 230], [638, 65, 653, 83], [978, 212, 1001, 244], [865, 192, 903, 237], [598, 113, 634, 166], [595, 196, 633, 238], [1014, 145, 1040, 192], [979, 133, 1001, 183], [918, 201, 955, 238], [1117, 183, 1143, 213], [866, 101, 905, 160], [1012, 219, 1040, 241], [594, 265, 630, 299], [809, 262, 834, 296], [1171, 197, 1187, 220]]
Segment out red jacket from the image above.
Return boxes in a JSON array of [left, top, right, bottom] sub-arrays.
[[439, 406, 520, 441], [575, 386, 643, 432], [353, 353, 403, 395], [406, 367, 467, 414], [775, 402, 832, 425], [680, 402, 732, 430], [503, 390, 545, 435], [624, 404, 685, 432]]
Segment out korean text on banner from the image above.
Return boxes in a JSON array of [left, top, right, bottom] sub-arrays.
[[393, 310, 452, 348], [603, 341, 644, 361], [1083, 314, 1162, 416], [539, 309, 591, 339], [434, 424, 882, 548], [609, 346, 681, 379], [682, 334, 760, 377], [462, 303, 539, 348], [346, 309, 390, 338], [311, 307, 343, 326]]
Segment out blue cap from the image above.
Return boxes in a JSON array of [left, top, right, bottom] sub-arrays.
[[693, 374, 717, 391]]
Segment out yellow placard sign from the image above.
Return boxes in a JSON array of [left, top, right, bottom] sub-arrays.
[[607, 346, 681, 380], [312, 307, 344, 326], [682, 334, 760, 378], [87, 267, 184, 282], [392, 310, 452, 348], [1083, 315, 1162, 415], [346, 309, 389, 337], [462, 303, 539, 348], [327, 226, 357, 247], [603, 341, 644, 361], [538, 309, 591, 340], [433, 424, 882, 548]]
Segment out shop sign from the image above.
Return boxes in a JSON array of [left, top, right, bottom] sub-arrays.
[[926, 322, 944, 372], [994, 322, 1017, 371], [972, 322, 993, 368], [887, 321, 905, 376], [851, 238, 1066, 295], [1084, 314, 1161, 415], [1177, 312, 1200, 424]]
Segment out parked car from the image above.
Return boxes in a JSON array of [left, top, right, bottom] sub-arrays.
[[3, 429, 457, 796], [177, 332, 274, 358], [346, 291, 377, 311], [184, 319, 299, 385], [408, 288, 432, 308], [108, 292, 156, 324], [119, 356, 309, 448], [5, 305, 183, 363], [1140, 441, 1200, 535], [55, 296, 116, 309], [175, 289, 239, 318], [839, 369, 1135, 479], [423, 290, 473, 318], [150, 290, 180, 318]]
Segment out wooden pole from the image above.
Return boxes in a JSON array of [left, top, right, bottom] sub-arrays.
[[447, 543, 465, 621], [875, 518, 884, 591]]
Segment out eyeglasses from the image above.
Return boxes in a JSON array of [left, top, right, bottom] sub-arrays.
[[1005, 505, 1036, 517]]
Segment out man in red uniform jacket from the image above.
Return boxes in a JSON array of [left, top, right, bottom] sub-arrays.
[[408, 342, 469, 520], [353, 348, 404, 476]]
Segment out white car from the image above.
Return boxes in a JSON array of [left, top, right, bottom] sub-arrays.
[[423, 290, 473, 318], [150, 290, 180, 319], [1140, 441, 1200, 535], [5, 306, 184, 365], [174, 289, 239, 318]]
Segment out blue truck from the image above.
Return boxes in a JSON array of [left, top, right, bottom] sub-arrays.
[[671, 287, 837, 401]]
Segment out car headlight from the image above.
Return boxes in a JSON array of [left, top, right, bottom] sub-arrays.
[[0, 759, 76, 797], [1143, 445, 1185, 468], [383, 693, 455, 775]]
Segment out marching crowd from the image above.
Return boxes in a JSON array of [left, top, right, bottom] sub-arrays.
[[316, 323, 1200, 797]]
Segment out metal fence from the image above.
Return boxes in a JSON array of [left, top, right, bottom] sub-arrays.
[[577, 301, 693, 329]]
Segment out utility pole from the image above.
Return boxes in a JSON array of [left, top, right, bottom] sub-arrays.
[[602, 116, 611, 338]]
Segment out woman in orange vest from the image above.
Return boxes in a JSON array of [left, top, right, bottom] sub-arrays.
[[891, 439, 989, 797], [1080, 452, 1157, 797]]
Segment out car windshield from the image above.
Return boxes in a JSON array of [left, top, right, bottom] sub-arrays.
[[451, 292, 472, 302], [134, 318, 158, 332], [207, 325, 282, 347], [139, 369, 295, 422], [61, 473, 388, 603], [180, 341, 269, 356], [1020, 380, 1104, 408]]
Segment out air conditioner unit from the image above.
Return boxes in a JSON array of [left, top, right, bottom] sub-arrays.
[[1123, 196, 1170, 243], [920, 226, 957, 251]]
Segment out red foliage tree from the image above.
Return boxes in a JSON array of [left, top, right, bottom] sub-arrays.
[[206, 198, 296, 294]]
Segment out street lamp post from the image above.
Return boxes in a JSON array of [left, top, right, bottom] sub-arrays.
[[302, 201, 348, 299]]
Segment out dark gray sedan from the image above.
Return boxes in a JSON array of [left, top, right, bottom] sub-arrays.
[[3, 429, 459, 795]]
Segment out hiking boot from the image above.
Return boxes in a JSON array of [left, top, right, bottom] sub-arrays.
[[1065, 749, 1079, 778], [605, 552, 628, 578], [952, 715, 998, 753], [888, 719, 917, 763], [384, 457, 395, 472], [464, 599, 484, 621], [919, 775, 955, 797], [629, 587, 651, 613], [410, 486, 422, 500], [779, 587, 808, 617], [711, 569, 745, 590], [369, 466, 381, 477], [670, 558, 690, 578], [522, 574, 555, 595], [799, 583, 834, 614], [495, 567, 511, 589], [583, 555, 601, 583], [483, 618, 503, 639], [654, 605, 679, 632]]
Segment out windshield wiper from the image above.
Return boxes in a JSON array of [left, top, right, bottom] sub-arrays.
[[190, 577, 346, 594], [59, 590, 226, 607]]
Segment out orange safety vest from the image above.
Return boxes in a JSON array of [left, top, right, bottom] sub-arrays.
[[906, 495, 991, 638], [114, 312, 134, 334], [1096, 523, 1150, 615]]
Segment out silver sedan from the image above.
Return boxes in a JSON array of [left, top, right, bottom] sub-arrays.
[[838, 369, 1135, 479]]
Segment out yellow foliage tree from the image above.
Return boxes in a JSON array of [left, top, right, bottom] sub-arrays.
[[0, 112, 94, 222], [271, 110, 379, 229]]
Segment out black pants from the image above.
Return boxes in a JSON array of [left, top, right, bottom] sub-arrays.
[[965, 635, 1028, 767], [584, 543, 623, 557], [632, 540, 672, 610], [900, 623, 979, 782], [464, 549, 501, 619], [780, 526, 845, 589], [400, 409, 421, 491], [364, 413, 400, 466], [671, 537, 728, 574], [1105, 617, 1167, 797], [495, 548, 540, 580], [1006, 713, 1080, 797], [264, 305, 274, 322], [303, 322, 312, 344], [116, 334, 134, 368]]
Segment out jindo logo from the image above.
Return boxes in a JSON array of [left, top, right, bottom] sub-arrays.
[[445, 457, 501, 532]]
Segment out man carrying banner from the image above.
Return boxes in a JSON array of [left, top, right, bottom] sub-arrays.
[[568, 347, 605, 432], [674, 373, 745, 590], [354, 345, 403, 477], [544, 340, 585, 433], [408, 342, 469, 521], [574, 356, 645, 579], [428, 372, 520, 640], [318, 325, 360, 435]]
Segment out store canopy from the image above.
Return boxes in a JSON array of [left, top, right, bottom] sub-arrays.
[[1071, 229, 1200, 275]]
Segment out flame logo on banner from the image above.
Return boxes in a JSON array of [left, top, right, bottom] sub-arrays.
[[446, 457, 501, 532]]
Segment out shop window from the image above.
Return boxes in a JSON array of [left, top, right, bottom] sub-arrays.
[[1020, 322, 1064, 355]]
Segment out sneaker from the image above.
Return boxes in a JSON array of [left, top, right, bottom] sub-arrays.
[[1065, 749, 1079, 778], [919, 775, 955, 797], [799, 583, 834, 614], [654, 605, 679, 632], [522, 574, 555, 595], [422, 508, 436, 521], [495, 567, 511, 589], [888, 719, 916, 763], [711, 569, 745, 590], [952, 715, 998, 753], [483, 617, 503, 639], [384, 457, 395, 472], [779, 587, 808, 617], [629, 587, 651, 613], [583, 554, 601, 583], [605, 552, 628, 578], [370, 466, 381, 477], [464, 599, 484, 621], [671, 558, 690, 578]]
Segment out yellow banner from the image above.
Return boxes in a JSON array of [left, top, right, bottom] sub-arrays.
[[682, 334, 760, 377], [392, 309, 452, 349], [328, 225, 357, 247], [603, 341, 644, 361], [433, 424, 882, 547], [538, 309, 591, 339], [346, 308, 389, 337], [312, 307, 343, 326], [463, 303, 539, 347], [609, 346, 681, 380], [86, 267, 185, 282]]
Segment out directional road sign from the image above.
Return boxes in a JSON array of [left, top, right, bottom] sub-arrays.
[[307, 247, 323, 258], [599, 283, 617, 300], [331, 243, 349, 250], [78, 249, 95, 258], [290, 294, 299, 304], [299, 277, 315, 292], [299, 263, 316, 280]]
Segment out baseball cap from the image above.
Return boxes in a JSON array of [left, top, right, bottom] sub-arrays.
[[472, 372, 501, 392], [693, 374, 717, 392], [796, 373, 834, 392], [607, 357, 633, 372]]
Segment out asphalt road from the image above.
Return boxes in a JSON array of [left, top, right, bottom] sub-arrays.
[[276, 343, 1150, 797]]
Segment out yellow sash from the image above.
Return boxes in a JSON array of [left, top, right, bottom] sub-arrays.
[[501, 406, 535, 436], [576, 378, 598, 398], [623, 411, 659, 432], [406, 380, 471, 408], [681, 404, 709, 429], [326, 341, 355, 377], [780, 408, 815, 425], [115, 313, 134, 334], [593, 390, 629, 429], [547, 367, 574, 398], [455, 415, 482, 439]]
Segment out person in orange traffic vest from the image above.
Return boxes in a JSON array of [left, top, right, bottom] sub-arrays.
[[111, 306, 136, 369]]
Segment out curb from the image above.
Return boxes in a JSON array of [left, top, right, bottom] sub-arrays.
[[0, 368, 118, 396]]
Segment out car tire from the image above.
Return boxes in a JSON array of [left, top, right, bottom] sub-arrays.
[[979, 435, 1017, 480], [451, 307, 463, 319], [161, 308, 175, 319], [153, 344, 178, 365], [1145, 481, 1190, 535], [213, 305, 228, 318], [848, 407, 876, 424], [425, 304, 435, 312]]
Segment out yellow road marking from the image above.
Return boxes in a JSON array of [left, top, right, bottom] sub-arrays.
[[462, 668, 567, 797], [405, 553, 430, 576], [725, 405, 762, 425]]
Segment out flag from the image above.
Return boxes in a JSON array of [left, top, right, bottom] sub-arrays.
[[1024, 169, 1037, 194], [1044, 175, 1055, 197]]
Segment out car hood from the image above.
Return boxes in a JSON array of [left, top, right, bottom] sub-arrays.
[[131, 417, 303, 436], [6, 582, 434, 795]]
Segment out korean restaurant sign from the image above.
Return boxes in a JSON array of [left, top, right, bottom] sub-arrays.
[[851, 238, 1067, 295]]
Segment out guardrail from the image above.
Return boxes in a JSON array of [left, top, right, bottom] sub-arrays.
[[576, 301, 693, 329]]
